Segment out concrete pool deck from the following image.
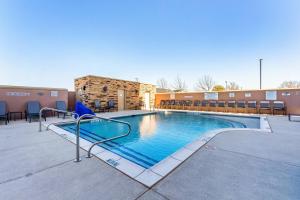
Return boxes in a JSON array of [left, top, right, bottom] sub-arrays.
[[0, 111, 299, 200]]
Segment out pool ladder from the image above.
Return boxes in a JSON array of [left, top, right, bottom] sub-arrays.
[[39, 107, 79, 132], [39, 109, 131, 162], [74, 114, 131, 162]]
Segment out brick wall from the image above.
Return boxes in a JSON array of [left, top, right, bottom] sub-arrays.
[[74, 75, 156, 110], [0, 85, 68, 113], [155, 89, 300, 114]]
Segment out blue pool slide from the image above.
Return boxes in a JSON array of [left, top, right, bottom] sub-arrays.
[[75, 101, 95, 118]]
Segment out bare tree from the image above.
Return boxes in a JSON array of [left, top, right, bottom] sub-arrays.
[[172, 76, 187, 92], [227, 82, 240, 90], [156, 78, 168, 89], [279, 80, 300, 88], [195, 75, 215, 91]]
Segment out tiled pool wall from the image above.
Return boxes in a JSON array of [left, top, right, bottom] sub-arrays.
[[160, 110, 261, 129]]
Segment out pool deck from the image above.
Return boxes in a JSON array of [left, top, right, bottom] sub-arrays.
[[0, 110, 300, 200]]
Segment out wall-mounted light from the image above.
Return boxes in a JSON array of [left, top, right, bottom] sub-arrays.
[[103, 86, 108, 92]]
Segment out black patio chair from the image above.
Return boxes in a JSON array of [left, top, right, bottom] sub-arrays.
[[227, 101, 236, 112], [0, 101, 9, 125], [184, 100, 192, 109], [56, 101, 67, 118], [259, 101, 271, 114], [94, 99, 105, 112], [227, 101, 236, 108], [174, 100, 180, 109], [106, 100, 116, 112], [201, 100, 208, 110], [193, 100, 201, 110], [217, 101, 225, 108], [193, 100, 201, 106], [165, 100, 171, 109], [209, 101, 217, 111], [209, 101, 217, 107], [236, 101, 246, 113], [247, 101, 257, 113], [237, 101, 246, 108], [25, 101, 45, 123], [273, 101, 286, 115], [160, 100, 166, 108], [169, 100, 174, 108]]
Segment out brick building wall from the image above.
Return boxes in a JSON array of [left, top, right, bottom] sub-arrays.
[[0, 85, 68, 113], [74, 75, 156, 110], [155, 89, 300, 114]]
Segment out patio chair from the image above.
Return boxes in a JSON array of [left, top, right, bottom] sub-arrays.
[[165, 100, 171, 109], [237, 101, 246, 113], [106, 100, 116, 112], [25, 101, 45, 123], [193, 100, 201, 110], [273, 101, 286, 115], [209, 101, 217, 111], [174, 100, 180, 109], [217, 101, 225, 112], [259, 101, 271, 114], [217, 101, 225, 107], [169, 100, 175, 109], [247, 101, 257, 113], [94, 99, 104, 112], [201, 100, 208, 111], [0, 101, 9, 125], [56, 101, 67, 119], [184, 100, 192, 110], [177, 100, 184, 109], [227, 101, 236, 112], [160, 100, 166, 108]]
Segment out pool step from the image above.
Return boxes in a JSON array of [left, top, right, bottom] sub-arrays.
[[64, 126, 157, 168]]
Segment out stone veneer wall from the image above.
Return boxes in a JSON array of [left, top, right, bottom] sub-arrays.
[[74, 75, 156, 110]]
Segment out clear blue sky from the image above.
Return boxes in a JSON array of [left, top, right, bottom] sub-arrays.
[[0, 0, 299, 91]]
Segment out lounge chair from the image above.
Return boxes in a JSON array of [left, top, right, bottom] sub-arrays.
[[94, 100, 104, 112], [25, 101, 45, 123], [175, 100, 183, 109], [247, 101, 257, 113], [237, 101, 246, 113], [165, 100, 171, 109], [184, 100, 192, 110], [174, 100, 180, 109], [106, 100, 116, 112], [56, 101, 67, 118], [160, 100, 166, 108], [227, 101, 236, 112], [259, 101, 271, 114], [193, 100, 201, 110], [0, 101, 9, 125], [170, 100, 176, 109], [201, 100, 208, 111], [273, 101, 286, 115], [209, 101, 217, 111], [217, 101, 225, 112]]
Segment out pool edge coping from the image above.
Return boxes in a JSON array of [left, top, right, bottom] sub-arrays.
[[46, 110, 271, 188]]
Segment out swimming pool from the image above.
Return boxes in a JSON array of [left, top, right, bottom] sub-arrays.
[[59, 111, 246, 168]]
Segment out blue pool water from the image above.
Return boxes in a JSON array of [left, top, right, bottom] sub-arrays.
[[59, 112, 246, 168]]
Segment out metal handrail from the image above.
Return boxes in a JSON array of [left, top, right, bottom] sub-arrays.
[[39, 107, 79, 132], [75, 114, 131, 162]]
